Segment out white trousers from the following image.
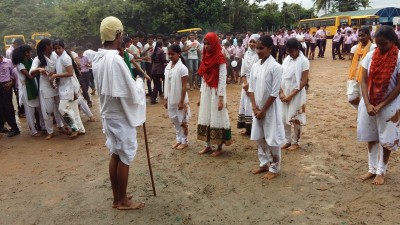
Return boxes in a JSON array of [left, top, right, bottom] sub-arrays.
[[284, 124, 302, 145], [256, 139, 281, 173], [78, 96, 93, 118], [41, 95, 63, 134], [168, 105, 189, 145], [59, 99, 85, 133], [368, 142, 389, 175], [22, 97, 41, 135]]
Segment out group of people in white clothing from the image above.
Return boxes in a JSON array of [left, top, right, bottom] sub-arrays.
[[9, 38, 95, 140]]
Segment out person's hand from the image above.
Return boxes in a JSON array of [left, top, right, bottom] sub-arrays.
[[255, 109, 266, 120], [283, 95, 292, 103], [197, 100, 200, 106], [3, 80, 13, 90], [178, 101, 184, 110], [279, 92, 286, 101], [366, 103, 376, 116], [38, 68, 46, 74], [144, 73, 151, 80], [242, 83, 248, 91], [374, 103, 384, 114], [218, 98, 223, 111], [49, 74, 57, 82], [164, 101, 168, 109]]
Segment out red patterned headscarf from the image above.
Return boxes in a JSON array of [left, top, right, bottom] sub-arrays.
[[368, 43, 399, 106], [198, 32, 226, 88]]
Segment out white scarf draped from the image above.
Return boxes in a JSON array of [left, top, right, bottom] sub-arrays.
[[164, 58, 187, 105]]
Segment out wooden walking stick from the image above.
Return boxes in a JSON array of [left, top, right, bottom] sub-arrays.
[[143, 122, 156, 196]]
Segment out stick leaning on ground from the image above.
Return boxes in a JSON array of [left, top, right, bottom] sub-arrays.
[[143, 122, 156, 196]]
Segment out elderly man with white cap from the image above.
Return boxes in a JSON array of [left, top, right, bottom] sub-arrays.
[[92, 16, 146, 210]]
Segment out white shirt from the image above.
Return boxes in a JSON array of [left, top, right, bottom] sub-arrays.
[[17, 63, 39, 107], [56, 51, 80, 100], [30, 52, 59, 99], [186, 40, 200, 60], [83, 49, 97, 63], [93, 49, 146, 127]]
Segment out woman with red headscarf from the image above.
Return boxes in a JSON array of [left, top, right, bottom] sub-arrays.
[[357, 25, 400, 185], [197, 32, 232, 157]]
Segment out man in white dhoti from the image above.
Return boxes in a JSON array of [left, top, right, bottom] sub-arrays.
[[280, 38, 309, 151], [248, 36, 285, 180], [237, 34, 259, 136], [93, 16, 146, 209], [357, 26, 400, 185]]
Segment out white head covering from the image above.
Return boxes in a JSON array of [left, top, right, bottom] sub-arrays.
[[100, 16, 124, 44], [248, 34, 260, 46]]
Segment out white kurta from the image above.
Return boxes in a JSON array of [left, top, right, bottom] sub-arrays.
[[249, 56, 285, 147], [93, 49, 146, 165], [197, 64, 232, 145], [164, 59, 191, 144], [17, 63, 40, 135], [357, 49, 400, 151], [55, 50, 84, 133], [281, 52, 309, 125], [30, 53, 64, 134]]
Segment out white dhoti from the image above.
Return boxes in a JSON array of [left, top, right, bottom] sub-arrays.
[[103, 118, 138, 165], [256, 139, 281, 173], [168, 104, 190, 145], [59, 99, 85, 133], [237, 88, 253, 132]]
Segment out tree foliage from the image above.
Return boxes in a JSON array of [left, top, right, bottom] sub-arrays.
[[314, 0, 371, 13], [0, 0, 315, 49]]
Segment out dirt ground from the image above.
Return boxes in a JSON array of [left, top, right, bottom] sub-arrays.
[[1, 41, 399, 225]]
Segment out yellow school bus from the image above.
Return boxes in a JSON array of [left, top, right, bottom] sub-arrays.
[[4, 35, 25, 51], [299, 16, 351, 38], [350, 15, 380, 28], [31, 32, 51, 46], [177, 28, 202, 33]]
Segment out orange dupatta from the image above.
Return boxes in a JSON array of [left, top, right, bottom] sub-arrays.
[[348, 41, 372, 82], [368, 44, 399, 106]]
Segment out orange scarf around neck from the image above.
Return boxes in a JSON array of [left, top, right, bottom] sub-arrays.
[[368, 44, 399, 106], [348, 41, 372, 82]]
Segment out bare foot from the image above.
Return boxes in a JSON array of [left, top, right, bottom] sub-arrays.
[[117, 200, 145, 210], [287, 144, 299, 151], [262, 172, 279, 180], [372, 174, 385, 185], [281, 143, 291, 149], [251, 166, 268, 174], [171, 142, 181, 149], [58, 127, 64, 133], [45, 133, 54, 140], [87, 117, 96, 122], [359, 172, 376, 181], [69, 132, 79, 139], [198, 147, 212, 155], [176, 144, 188, 150], [32, 133, 42, 137], [211, 150, 223, 157], [240, 130, 249, 136], [112, 194, 133, 208]]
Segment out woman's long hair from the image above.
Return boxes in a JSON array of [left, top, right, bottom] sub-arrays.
[[151, 41, 163, 62], [53, 39, 80, 76], [12, 44, 32, 65], [37, 38, 52, 67]]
